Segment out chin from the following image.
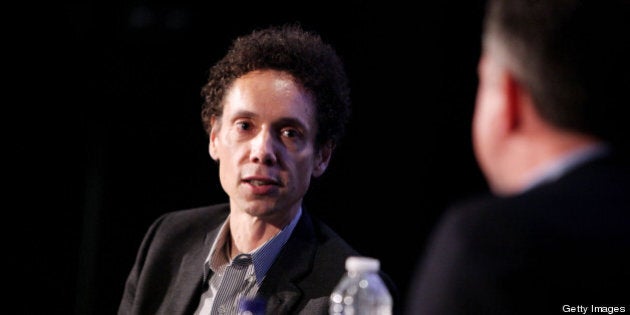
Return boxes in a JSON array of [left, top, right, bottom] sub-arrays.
[[244, 202, 280, 217]]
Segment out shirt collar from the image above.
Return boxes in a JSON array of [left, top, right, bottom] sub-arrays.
[[206, 207, 303, 285], [521, 142, 610, 193], [250, 207, 302, 284]]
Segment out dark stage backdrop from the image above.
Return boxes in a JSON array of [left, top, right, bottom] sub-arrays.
[[11, 1, 487, 314]]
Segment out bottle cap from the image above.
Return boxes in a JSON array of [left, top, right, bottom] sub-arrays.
[[345, 256, 380, 272]]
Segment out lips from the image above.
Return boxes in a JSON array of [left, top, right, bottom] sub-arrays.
[[246, 179, 277, 186], [242, 176, 281, 195], [242, 176, 280, 186]]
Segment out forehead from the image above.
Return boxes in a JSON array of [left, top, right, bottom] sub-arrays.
[[222, 70, 317, 125]]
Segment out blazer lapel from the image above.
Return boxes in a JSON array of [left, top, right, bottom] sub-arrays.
[[260, 212, 318, 313], [162, 224, 222, 314]]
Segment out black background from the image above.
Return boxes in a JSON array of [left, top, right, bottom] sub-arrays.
[[10, 1, 488, 313]]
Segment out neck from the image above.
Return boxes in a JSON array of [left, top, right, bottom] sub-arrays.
[[227, 207, 298, 256], [494, 130, 601, 195]]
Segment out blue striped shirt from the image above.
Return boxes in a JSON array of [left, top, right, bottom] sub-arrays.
[[194, 207, 302, 314]]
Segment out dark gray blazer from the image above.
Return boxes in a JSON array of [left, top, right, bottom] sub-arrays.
[[119, 203, 399, 314], [405, 153, 630, 314]]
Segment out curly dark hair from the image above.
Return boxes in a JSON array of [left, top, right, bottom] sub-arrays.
[[200, 24, 351, 149]]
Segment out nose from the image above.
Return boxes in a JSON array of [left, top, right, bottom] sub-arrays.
[[250, 129, 278, 165]]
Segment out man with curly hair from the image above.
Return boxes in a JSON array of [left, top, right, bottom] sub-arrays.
[[118, 24, 397, 315]]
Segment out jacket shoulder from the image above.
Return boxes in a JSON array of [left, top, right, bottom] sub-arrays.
[[151, 203, 230, 233]]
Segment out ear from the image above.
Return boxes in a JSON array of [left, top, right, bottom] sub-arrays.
[[503, 70, 526, 132], [312, 141, 333, 178], [208, 115, 220, 162]]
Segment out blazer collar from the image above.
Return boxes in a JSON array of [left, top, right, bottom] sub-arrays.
[[258, 211, 318, 313], [172, 213, 225, 314]]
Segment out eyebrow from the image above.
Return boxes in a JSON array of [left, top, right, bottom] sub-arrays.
[[231, 110, 257, 120], [230, 110, 311, 132]]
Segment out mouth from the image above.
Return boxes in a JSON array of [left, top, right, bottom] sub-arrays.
[[242, 176, 281, 195], [242, 176, 280, 187]]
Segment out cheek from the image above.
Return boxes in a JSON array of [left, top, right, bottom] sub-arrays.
[[472, 87, 499, 172], [472, 86, 487, 146], [472, 105, 487, 162], [291, 152, 317, 179]]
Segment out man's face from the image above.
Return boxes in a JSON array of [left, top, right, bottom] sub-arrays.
[[209, 69, 330, 220]]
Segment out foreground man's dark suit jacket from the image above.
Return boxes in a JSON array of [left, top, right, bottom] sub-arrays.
[[118, 203, 399, 315], [406, 153, 630, 315]]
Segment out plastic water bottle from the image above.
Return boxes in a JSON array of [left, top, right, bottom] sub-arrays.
[[329, 256, 393, 315]]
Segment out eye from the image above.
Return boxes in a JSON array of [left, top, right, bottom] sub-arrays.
[[281, 128, 301, 139], [236, 120, 252, 131]]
